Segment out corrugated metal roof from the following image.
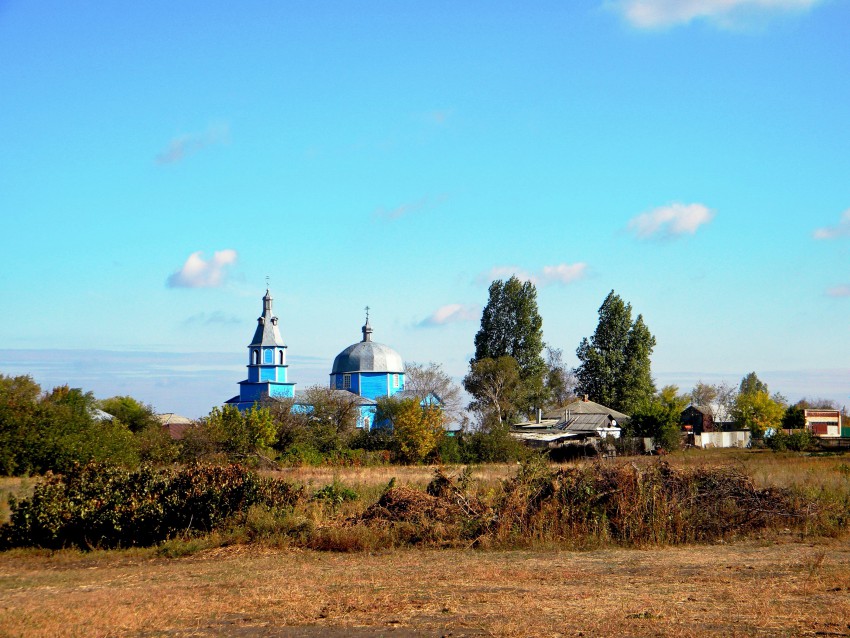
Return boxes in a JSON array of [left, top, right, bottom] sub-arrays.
[[543, 398, 629, 422]]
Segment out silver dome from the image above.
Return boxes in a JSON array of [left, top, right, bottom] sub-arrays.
[[331, 340, 404, 374]]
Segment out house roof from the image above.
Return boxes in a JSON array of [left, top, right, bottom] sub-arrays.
[[685, 404, 713, 415], [543, 398, 629, 422], [559, 413, 621, 433], [156, 413, 194, 426], [156, 413, 195, 440]]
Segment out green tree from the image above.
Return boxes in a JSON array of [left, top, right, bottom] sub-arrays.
[[98, 395, 158, 433], [463, 356, 522, 425], [543, 346, 575, 408], [379, 397, 444, 464], [732, 390, 785, 438], [299, 386, 360, 453], [629, 385, 688, 451], [739, 372, 768, 396], [690, 381, 718, 408], [575, 291, 656, 413], [203, 404, 277, 460], [471, 276, 545, 412], [32, 386, 138, 472], [0, 374, 42, 475], [781, 403, 806, 430]]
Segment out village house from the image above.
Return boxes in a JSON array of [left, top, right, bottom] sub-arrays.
[[803, 408, 843, 438], [511, 397, 625, 457]]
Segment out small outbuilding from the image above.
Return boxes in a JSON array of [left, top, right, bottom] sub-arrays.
[[156, 413, 195, 440], [681, 404, 715, 435]]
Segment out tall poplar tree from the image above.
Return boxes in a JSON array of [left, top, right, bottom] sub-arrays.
[[467, 276, 546, 416], [574, 290, 656, 414]]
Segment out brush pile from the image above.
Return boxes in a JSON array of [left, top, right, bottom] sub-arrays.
[[352, 461, 815, 548]]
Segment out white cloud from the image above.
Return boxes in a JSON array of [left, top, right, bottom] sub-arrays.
[[156, 123, 230, 165], [419, 304, 480, 327], [614, 0, 822, 28], [167, 249, 237, 288], [826, 285, 850, 298], [628, 202, 715, 239], [373, 193, 448, 221], [540, 263, 588, 285], [478, 263, 588, 287], [813, 209, 850, 240]]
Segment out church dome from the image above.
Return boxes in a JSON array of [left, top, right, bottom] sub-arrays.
[[331, 318, 404, 374]]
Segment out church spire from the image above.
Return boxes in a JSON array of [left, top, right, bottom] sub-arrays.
[[361, 306, 373, 343], [250, 288, 285, 347]]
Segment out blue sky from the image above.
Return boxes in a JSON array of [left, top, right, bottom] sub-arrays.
[[1, 0, 849, 417]]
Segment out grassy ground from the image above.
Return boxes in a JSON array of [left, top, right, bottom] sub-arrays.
[[1, 539, 849, 637], [2, 450, 850, 636]]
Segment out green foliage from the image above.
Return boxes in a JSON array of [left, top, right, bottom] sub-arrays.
[[473, 276, 545, 381], [0, 378, 142, 475], [0, 463, 304, 549], [629, 385, 689, 451], [378, 396, 445, 464], [299, 386, 360, 453], [0, 375, 41, 475], [313, 480, 359, 509], [781, 404, 806, 430], [766, 428, 814, 452], [543, 346, 575, 408], [739, 372, 768, 396], [194, 405, 277, 464], [575, 291, 656, 414], [463, 356, 522, 425], [732, 390, 785, 438], [135, 423, 179, 465], [98, 395, 158, 433], [471, 276, 546, 413], [435, 432, 463, 464], [463, 421, 528, 463]]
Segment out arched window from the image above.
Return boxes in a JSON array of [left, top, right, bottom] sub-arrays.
[[252, 349, 259, 365], [279, 350, 284, 365]]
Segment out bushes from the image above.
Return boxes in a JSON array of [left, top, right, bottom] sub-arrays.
[[0, 463, 303, 549], [766, 429, 815, 452], [3, 459, 842, 553]]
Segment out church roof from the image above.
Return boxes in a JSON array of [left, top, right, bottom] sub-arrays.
[[250, 289, 286, 347], [331, 317, 403, 374]]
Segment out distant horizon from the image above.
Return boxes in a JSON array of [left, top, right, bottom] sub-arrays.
[[2, 344, 846, 419]]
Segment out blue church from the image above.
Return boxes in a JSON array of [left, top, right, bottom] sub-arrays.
[[226, 290, 406, 429]]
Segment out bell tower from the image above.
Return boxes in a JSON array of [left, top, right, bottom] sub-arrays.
[[232, 288, 296, 408]]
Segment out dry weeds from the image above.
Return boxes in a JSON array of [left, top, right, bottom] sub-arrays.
[[2, 539, 849, 637]]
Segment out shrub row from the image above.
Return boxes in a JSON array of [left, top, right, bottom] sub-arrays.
[[0, 463, 303, 549], [3, 460, 846, 552]]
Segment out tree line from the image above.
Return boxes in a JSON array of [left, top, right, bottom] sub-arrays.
[[461, 276, 842, 450]]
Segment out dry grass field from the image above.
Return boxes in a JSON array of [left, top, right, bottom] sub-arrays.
[[1, 539, 849, 637], [1, 450, 850, 636]]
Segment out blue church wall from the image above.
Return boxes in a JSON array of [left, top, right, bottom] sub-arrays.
[[259, 367, 276, 382], [359, 373, 389, 400], [269, 383, 294, 398]]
